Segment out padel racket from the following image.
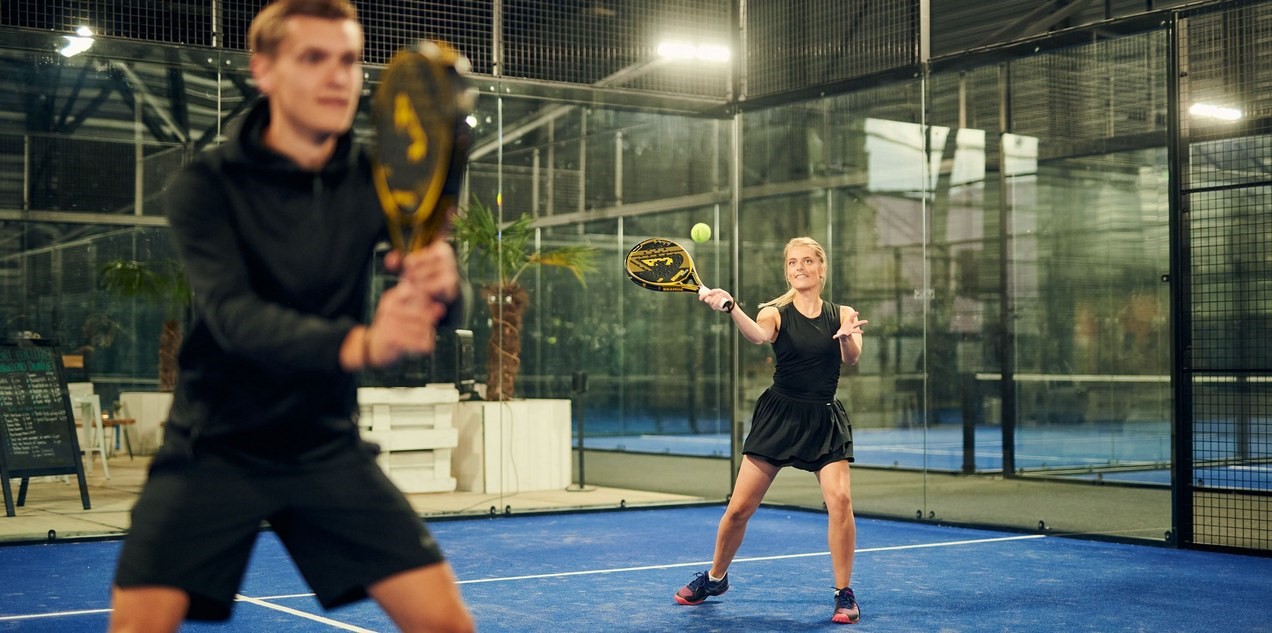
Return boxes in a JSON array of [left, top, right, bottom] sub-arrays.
[[372, 40, 476, 253], [625, 238, 733, 312]]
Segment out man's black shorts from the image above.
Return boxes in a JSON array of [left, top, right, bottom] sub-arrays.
[[113, 431, 445, 621]]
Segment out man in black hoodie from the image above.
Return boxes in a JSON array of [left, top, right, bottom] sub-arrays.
[[108, 2, 473, 631]]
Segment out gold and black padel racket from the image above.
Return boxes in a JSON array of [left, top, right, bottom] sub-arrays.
[[371, 40, 476, 253], [624, 238, 733, 311]]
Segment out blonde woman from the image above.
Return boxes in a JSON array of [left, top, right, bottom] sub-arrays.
[[674, 237, 867, 625]]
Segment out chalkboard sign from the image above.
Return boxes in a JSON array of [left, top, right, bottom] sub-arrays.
[[0, 340, 90, 517]]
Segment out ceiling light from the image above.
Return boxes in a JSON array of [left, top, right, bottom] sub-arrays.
[[59, 26, 95, 58], [695, 45, 730, 63], [1189, 103, 1242, 122], [657, 40, 730, 63]]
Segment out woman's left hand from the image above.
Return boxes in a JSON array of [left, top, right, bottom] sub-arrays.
[[834, 306, 868, 341]]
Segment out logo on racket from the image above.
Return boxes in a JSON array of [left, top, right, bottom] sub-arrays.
[[634, 254, 690, 283]]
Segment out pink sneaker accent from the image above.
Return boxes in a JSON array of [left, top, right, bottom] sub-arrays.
[[832, 586, 860, 624], [674, 571, 729, 605]]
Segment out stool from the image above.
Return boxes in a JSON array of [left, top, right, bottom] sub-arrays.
[[101, 417, 135, 459]]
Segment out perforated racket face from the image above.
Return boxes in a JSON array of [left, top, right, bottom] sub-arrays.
[[371, 42, 472, 252], [625, 238, 702, 293]]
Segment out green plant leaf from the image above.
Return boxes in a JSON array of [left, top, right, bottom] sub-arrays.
[[99, 258, 191, 320], [453, 195, 598, 289]]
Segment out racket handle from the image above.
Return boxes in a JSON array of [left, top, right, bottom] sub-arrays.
[[698, 286, 734, 313]]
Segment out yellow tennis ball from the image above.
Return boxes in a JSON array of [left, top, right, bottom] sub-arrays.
[[691, 222, 711, 243]]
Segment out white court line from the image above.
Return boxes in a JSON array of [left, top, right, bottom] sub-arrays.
[[0, 534, 1044, 625], [974, 373, 1170, 382], [456, 533, 1046, 585], [0, 598, 374, 631], [637, 434, 729, 444], [0, 608, 112, 622], [233, 594, 376, 632], [862, 446, 1119, 464]]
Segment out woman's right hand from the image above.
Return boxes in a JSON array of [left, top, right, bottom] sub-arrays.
[[699, 288, 735, 313]]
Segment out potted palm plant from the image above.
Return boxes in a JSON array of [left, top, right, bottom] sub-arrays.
[[451, 196, 597, 400], [98, 258, 190, 392]]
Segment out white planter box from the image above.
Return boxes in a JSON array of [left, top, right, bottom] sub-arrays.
[[117, 387, 464, 493], [452, 399, 571, 494], [118, 391, 173, 455], [358, 386, 460, 493]]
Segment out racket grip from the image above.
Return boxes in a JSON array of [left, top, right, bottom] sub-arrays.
[[698, 286, 734, 313]]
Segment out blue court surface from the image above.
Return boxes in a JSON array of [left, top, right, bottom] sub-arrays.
[[3, 505, 1270, 632]]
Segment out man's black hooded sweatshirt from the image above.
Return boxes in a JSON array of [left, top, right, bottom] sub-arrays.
[[163, 98, 385, 463]]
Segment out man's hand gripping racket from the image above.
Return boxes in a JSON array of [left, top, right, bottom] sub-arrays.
[[624, 238, 733, 312], [368, 41, 476, 364]]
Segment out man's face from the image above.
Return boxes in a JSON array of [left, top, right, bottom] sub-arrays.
[[251, 16, 364, 139]]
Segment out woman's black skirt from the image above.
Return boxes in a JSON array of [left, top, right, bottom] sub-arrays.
[[743, 387, 854, 472]]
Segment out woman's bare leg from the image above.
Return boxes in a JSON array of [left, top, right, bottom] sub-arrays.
[[709, 455, 781, 577], [816, 460, 856, 588]]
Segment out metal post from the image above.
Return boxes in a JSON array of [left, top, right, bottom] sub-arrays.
[[567, 371, 593, 492], [1167, 10, 1191, 548]]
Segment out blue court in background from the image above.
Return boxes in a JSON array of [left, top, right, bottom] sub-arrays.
[[3, 505, 1270, 632], [585, 425, 1175, 476], [582, 422, 1272, 490]]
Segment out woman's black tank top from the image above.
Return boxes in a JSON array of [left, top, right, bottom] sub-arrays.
[[770, 300, 842, 401]]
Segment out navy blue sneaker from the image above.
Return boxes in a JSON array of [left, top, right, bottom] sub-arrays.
[[674, 571, 729, 605], [832, 586, 860, 624]]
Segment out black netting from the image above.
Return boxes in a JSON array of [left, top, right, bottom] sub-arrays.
[[3, 0, 215, 47], [1180, 4, 1272, 552], [745, 0, 918, 99], [1191, 379, 1272, 550], [1009, 32, 1167, 154], [1188, 188, 1272, 373], [502, 0, 729, 96], [3, 1, 728, 96]]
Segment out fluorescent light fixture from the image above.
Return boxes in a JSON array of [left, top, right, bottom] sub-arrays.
[[59, 26, 95, 58], [656, 40, 730, 63], [657, 41, 696, 60], [695, 44, 730, 63], [1189, 103, 1242, 122]]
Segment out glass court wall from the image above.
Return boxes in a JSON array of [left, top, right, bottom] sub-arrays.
[[5, 0, 1267, 552]]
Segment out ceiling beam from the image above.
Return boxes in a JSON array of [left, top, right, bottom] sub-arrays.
[[976, 0, 1093, 49]]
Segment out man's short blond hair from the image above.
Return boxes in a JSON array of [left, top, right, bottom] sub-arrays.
[[248, 0, 359, 56]]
